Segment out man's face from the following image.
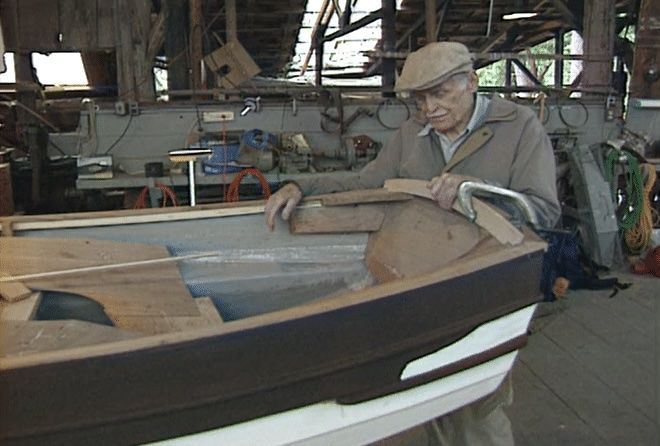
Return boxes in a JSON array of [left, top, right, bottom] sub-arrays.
[[413, 72, 478, 137]]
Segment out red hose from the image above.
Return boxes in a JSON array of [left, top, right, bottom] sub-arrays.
[[133, 182, 178, 209], [225, 168, 271, 202]]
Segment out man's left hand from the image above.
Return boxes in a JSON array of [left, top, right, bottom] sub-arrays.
[[427, 173, 481, 209]]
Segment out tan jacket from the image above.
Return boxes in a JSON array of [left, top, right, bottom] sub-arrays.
[[297, 95, 560, 227]]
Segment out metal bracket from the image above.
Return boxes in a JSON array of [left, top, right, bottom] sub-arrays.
[[456, 181, 539, 227]]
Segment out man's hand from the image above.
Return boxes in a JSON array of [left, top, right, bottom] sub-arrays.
[[427, 173, 480, 210], [264, 183, 303, 231]]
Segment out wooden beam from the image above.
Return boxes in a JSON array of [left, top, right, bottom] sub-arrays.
[[630, 0, 660, 98], [189, 0, 204, 91]]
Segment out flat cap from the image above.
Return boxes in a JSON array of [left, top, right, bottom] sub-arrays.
[[394, 41, 474, 92]]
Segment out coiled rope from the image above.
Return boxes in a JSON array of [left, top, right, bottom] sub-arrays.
[[224, 168, 271, 202], [624, 163, 658, 253]]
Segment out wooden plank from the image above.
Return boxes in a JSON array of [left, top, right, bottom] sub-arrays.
[[541, 305, 654, 419], [564, 294, 653, 374], [116, 297, 225, 335], [365, 199, 482, 282], [0, 251, 223, 283], [519, 332, 656, 445], [309, 189, 412, 207], [290, 205, 385, 234], [2, 202, 268, 233], [507, 360, 605, 445], [0, 237, 199, 331], [0, 292, 42, 321], [383, 179, 524, 246], [0, 320, 140, 357]]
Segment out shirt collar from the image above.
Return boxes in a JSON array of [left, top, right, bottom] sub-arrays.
[[417, 94, 489, 137]]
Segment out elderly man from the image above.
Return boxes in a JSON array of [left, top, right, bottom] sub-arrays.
[[265, 41, 560, 445]]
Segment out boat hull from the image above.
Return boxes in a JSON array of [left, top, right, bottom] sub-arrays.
[[0, 246, 543, 445]]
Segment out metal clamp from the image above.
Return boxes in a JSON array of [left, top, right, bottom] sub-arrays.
[[456, 181, 539, 227]]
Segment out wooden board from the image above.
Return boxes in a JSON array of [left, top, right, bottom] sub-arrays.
[[0, 320, 140, 357], [0, 237, 199, 333], [384, 179, 524, 246], [290, 205, 385, 234], [115, 297, 224, 335], [309, 188, 413, 207], [365, 198, 483, 282]]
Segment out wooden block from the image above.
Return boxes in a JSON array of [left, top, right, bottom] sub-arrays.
[[195, 297, 224, 324], [0, 279, 32, 302], [116, 298, 225, 335], [290, 205, 385, 234], [0, 292, 42, 321]]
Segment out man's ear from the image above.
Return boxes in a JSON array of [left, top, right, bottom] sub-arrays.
[[468, 72, 479, 93]]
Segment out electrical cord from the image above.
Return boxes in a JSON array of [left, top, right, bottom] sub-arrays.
[[224, 168, 271, 202], [133, 182, 178, 209], [557, 99, 589, 128], [103, 113, 134, 155], [376, 97, 410, 130]]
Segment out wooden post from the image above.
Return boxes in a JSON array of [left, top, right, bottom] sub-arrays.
[[0, 164, 14, 216], [629, 0, 660, 98], [425, 0, 437, 44], [113, 0, 156, 102], [381, 0, 396, 96], [189, 0, 204, 92], [581, 0, 615, 96], [163, 0, 191, 91]]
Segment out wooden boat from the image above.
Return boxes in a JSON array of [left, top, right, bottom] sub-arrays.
[[0, 179, 546, 446]]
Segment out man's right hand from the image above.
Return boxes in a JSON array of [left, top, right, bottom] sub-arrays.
[[264, 183, 303, 231]]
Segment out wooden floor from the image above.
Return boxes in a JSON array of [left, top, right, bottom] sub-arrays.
[[507, 270, 658, 445], [374, 269, 658, 446]]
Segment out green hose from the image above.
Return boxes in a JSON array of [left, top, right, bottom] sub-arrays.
[[604, 148, 644, 231]]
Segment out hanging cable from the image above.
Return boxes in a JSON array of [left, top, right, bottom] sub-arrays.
[[133, 182, 178, 209]]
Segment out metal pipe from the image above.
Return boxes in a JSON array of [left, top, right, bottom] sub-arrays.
[[456, 181, 539, 227], [188, 159, 197, 206], [486, 0, 494, 37]]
